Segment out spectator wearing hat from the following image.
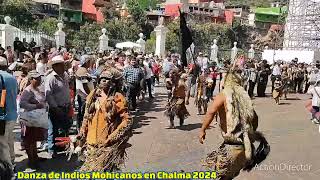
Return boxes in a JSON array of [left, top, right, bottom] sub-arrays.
[[75, 55, 94, 131], [19, 70, 47, 170], [45, 55, 71, 158], [0, 56, 18, 174]]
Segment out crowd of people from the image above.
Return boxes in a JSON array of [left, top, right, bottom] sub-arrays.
[[0, 39, 319, 179]]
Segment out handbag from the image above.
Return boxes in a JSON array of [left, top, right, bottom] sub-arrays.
[[19, 109, 49, 129]]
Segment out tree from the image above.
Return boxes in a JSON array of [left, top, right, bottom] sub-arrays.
[[105, 19, 141, 46], [137, 0, 159, 10], [165, 20, 237, 55], [166, 20, 181, 53], [35, 18, 59, 36], [68, 22, 103, 50], [126, 0, 146, 25], [0, 0, 35, 29], [145, 31, 156, 54], [126, 0, 154, 39]]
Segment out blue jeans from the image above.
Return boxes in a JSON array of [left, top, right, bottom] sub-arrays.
[[47, 116, 54, 153]]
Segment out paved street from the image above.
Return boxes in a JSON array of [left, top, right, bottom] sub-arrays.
[[14, 84, 320, 180]]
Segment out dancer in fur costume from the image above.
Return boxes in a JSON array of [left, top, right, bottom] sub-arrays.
[[272, 77, 283, 105], [199, 69, 270, 180], [195, 73, 208, 115], [165, 69, 176, 102], [165, 70, 190, 128], [77, 68, 133, 172]]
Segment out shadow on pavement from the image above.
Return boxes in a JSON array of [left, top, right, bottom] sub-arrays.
[[176, 123, 202, 131], [132, 92, 167, 132], [286, 97, 301, 100], [16, 153, 82, 173]]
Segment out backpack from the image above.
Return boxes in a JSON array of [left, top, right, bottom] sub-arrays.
[[0, 74, 7, 120]]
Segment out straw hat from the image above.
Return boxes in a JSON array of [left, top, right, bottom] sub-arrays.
[[23, 51, 33, 58], [50, 55, 65, 66], [28, 70, 41, 79]]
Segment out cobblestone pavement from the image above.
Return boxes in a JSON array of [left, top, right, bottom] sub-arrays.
[[14, 84, 320, 180]]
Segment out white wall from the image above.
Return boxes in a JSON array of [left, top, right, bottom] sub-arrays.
[[262, 50, 315, 64]]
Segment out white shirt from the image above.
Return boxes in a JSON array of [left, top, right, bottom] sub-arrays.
[[76, 78, 94, 100], [201, 57, 208, 71], [36, 62, 47, 75], [144, 65, 152, 79], [272, 65, 281, 76], [309, 86, 320, 107], [35, 53, 41, 63]]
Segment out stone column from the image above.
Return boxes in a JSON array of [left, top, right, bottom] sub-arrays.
[[210, 39, 218, 63], [136, 33, 146, 54], [54, 22, 66, 48], [1, 16, 15, 50], [248, 44, 255, 59], [231, 42, 238, 62], [154, 17, 168, 58], [99, 28, 109, 52]]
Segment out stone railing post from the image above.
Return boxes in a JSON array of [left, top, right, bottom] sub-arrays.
[[136, 33, 146, 54], [210, 39, 218, 63], [231, 42, 238, 62], [54, 22, 66, 48], [248, 44, 255, 59], [1, 16, 15, 50], [99, 28, 109, 52], [154, 17, 168, 58]]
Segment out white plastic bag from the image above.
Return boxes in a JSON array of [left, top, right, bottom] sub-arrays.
[[19, 109, 49, 129]]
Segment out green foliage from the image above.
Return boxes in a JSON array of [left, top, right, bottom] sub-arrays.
[[126, 0, 154, 39], [165, 19, 249, 53], [126, 0, 146, 25], [225, 0, 272, 7], [0, 0, 35, 29], [137, 0, 159, 10], [166, 20, 181, 53], [101, 7, 121, 20], [145, 31, 156, 54], [35, 18, 59, 36], [227, 19, 250, 49], [192, 23, 231, 52], [105, 19, 141, 46], [68, 22, 103, 50]]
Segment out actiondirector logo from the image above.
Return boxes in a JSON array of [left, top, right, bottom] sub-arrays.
[[254, 163, 312, 172]]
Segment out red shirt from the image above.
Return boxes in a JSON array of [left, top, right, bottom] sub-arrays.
[[209, 72, 218, 79]]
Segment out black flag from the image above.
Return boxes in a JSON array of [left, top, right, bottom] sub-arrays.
[[179, 9, 193, 67]]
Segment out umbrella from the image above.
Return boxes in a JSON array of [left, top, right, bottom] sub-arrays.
[[115, 41, 141, 49]]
